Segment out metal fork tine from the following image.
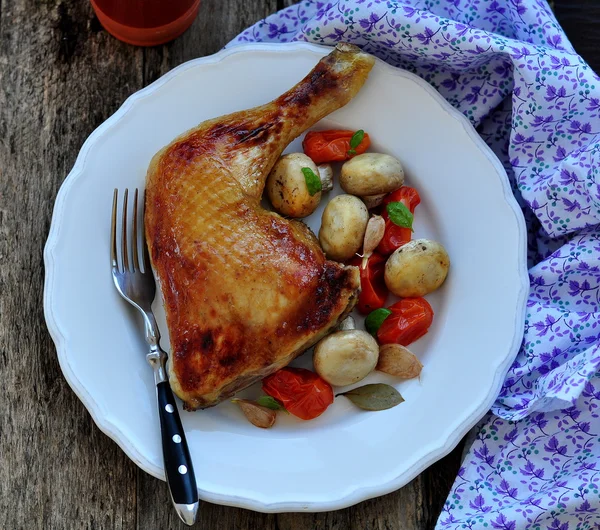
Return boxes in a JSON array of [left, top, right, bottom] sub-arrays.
[[111, 189, 119, 269], [143, 237, 151, 274], [122, 189, 130, 272], [132, 188, 140, 272], [142, 192, 152, 273]]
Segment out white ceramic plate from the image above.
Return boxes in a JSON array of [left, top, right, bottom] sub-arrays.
[[44, 43, 528, 512]]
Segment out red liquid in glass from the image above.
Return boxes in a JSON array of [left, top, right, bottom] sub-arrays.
[[91, 0, 201, 46]]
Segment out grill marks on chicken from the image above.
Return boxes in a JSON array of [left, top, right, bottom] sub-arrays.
[[145, 44, 375, 409]]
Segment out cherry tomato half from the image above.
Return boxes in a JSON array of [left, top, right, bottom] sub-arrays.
[[377, 298, 434, 346], [349, 253, 388, 315], [377, 186, 421, 256], [262, 367, 334, 420], [302, 130, 370, 164]]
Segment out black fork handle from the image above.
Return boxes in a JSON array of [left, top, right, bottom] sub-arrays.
[[156, 382, 198, 506], [148, 346, 199, 526]]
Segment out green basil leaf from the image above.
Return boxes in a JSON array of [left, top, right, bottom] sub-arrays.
[[386, 201, 414, 230], [256, 396, 285, 411], [349, 129, 365, 150], [301, 167, 322, 196], [338, 384, 404, 411], [365, 308, 392, 336]]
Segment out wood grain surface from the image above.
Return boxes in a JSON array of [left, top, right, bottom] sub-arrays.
[[0, 1, 595, 529]]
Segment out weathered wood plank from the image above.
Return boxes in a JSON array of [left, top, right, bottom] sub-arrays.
[[137, 475, 278, 530], [554, 0, 600, 73], [0, 0, 143, 528]]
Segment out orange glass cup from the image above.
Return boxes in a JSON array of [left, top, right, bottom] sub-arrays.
[[91, 0, 201, 47]]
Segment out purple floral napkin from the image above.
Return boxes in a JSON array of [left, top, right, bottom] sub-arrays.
[[229, 1, 600, 527]]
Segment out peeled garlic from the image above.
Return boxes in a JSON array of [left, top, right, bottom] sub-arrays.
[[338, 315, 356, 331], [232, 398, 277, 428], [377, 344, 423, 379], [362, 214, 385, 268], [317, 164, 334, 192]]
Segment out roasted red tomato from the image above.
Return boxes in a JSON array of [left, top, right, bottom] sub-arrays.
[[302, 129, 370, 164], [377, 186, 421, 255], [377, 298, 434, 346], [262, 367, 334, 420], [349, 253, 388, 314]]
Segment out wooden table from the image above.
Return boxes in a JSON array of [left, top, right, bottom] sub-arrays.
[[1, 1, 597, 528]]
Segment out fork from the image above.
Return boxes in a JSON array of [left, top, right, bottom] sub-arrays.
[[111, 188, 199, 526]]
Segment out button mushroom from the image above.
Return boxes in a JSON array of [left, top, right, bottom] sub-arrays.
[[340, 153, 405, 196], [266, 153, 332, 218], [319, 194, 369, 261], [362, 193, 387, 209], [384, 238, 450, 297], [313, 317, 379, 387]]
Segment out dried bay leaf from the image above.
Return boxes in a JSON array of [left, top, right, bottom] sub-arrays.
[[337, 383, 404, 411]]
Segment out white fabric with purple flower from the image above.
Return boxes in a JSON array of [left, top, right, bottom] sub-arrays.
[[229, 1, 600, 528]]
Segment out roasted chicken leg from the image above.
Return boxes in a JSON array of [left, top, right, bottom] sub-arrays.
[[145, 44, 375, 409]]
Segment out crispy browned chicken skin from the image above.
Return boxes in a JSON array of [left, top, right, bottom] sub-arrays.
[[145, 44, 375, 409]]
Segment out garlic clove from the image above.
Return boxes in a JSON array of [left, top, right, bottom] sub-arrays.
[[317, 164, 334, 192], [361, 214, 385, 268], [232, 398, 277, 428], [377, 344, 423, 379], [338, 315, 356, 331]]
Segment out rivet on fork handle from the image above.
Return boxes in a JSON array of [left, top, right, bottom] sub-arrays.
[[147, 345, 168, 385]]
